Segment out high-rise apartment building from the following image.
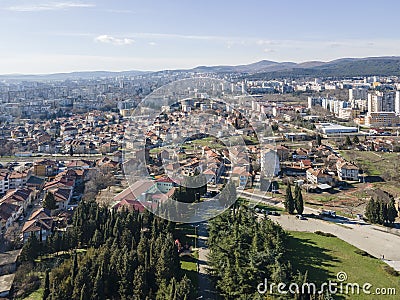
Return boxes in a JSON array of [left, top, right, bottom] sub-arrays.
[[367, 91, 396, 113]]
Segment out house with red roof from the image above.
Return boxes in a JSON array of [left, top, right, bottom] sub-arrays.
[[0, 202, 20, 232], [231, 166, 252, 188], [21, 208, 53, 242], [155, 176, 176, 193], [306, 168, 334, 185]]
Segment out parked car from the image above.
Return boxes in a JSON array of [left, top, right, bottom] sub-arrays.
[[296, 214, 307, 220]]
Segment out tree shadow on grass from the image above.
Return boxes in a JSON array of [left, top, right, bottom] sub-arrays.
[[285, 234, 346, 299]]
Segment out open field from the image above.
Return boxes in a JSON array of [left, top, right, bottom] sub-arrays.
[[339, 150, 400, 178], [286, 231, 400, 300]]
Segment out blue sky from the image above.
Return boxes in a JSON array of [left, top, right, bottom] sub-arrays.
[[1, 0, 400, 74]]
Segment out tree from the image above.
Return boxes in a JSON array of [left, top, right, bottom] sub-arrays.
[[365, 198, 375, 223], [371, 141, 375, 151], [43, 192, 57, 210], [70, 145, 74, 157], [93, 267, 105, 300], [285, 183, 295, 214], [133, 265, 147, 299], [20, 234, 40, 262], [207, 204, 290, 298], [381, 202, 388, 225], [316, 134, 322, 146], [43, 269, 50, 300], [71, 253, 78, 281], [295, 188, 304, 215], [375, 200, 383, 225], [271, 123, 279, 131], [80, 284, 89, 300], [387, 199, 398, 224], [176, 275, 192, 299], [353, 135, 360, 144], [345, 136, 352, 146], [219, 181, 237, 208]]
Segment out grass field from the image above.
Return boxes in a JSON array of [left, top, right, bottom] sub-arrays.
[[180, 249, 199, 290], [286, 231, 400, 299], [176, 223, 199, 290], [23, 288, 44, 300], [237, 197, 284, 212], [339, 150, 400, 177]]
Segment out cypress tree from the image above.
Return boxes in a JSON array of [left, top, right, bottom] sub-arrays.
[[345, 136, 352, 146], [375, 200, 383, 225], [365, 198, 375, 223], [80, 284, 89, 300], [43, 192, 57, 210], [133, 265, 147, 299], [388, 199, 398, 224], [93, 267, 105, 300], [285, 183, 295, 214], [316, 134, 322, 146], [71, 253, 78, 281], [43, 269, 50, 300], [295, 189, 304, 215], [381, 202, 388, 225]]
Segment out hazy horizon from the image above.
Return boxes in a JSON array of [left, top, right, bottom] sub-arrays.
[[0, 55, 399, 76]]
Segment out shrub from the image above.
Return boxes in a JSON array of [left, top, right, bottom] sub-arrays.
[[354, 249, 373, 258], [315, 231, 336, 237], [383, 265, 399, 277]]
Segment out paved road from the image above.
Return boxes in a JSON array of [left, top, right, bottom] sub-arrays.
[[196, 222, 218, 300]]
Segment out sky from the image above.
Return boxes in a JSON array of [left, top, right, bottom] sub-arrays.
[[1, 0, 400, 74]]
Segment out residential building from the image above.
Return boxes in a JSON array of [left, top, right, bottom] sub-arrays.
[[21, 208, 53, 242], [231, 166, 252, 188], [0, 202, 20, 232], [260, 149, 281, 177], [367, 91, 396, 113], [306, 168, 334, 185], [336, 159, 359, 181], [33, 159, 59, 177], [365, 112, 400, 127]]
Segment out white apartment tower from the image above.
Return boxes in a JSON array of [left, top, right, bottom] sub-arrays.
[[368, 91, 396, 113], [395, 91, 400, 115]]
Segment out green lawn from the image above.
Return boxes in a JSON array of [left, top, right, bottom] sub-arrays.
[[23, 288, 44, 300], [237, 197, 283, 212], [181, 254, 199, 290], [286, 231, 400, 300], [189, 137, 227, 150], [176, 224, 199, 291]]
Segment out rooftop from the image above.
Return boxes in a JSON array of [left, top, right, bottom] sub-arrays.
[[0, 274, 15, 295], [0, 250, 21, 267]]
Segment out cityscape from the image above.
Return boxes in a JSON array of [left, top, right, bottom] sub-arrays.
[[1, 1, 400, 300]]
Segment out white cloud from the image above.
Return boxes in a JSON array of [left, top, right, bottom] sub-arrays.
[[95, 35, 135, 46], [263, 48, 276, 53], [6, 2, 95, 12], [148, 42, 157, 46]]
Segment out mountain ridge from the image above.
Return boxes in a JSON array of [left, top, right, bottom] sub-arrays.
[[1, 56, 400, 80]]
